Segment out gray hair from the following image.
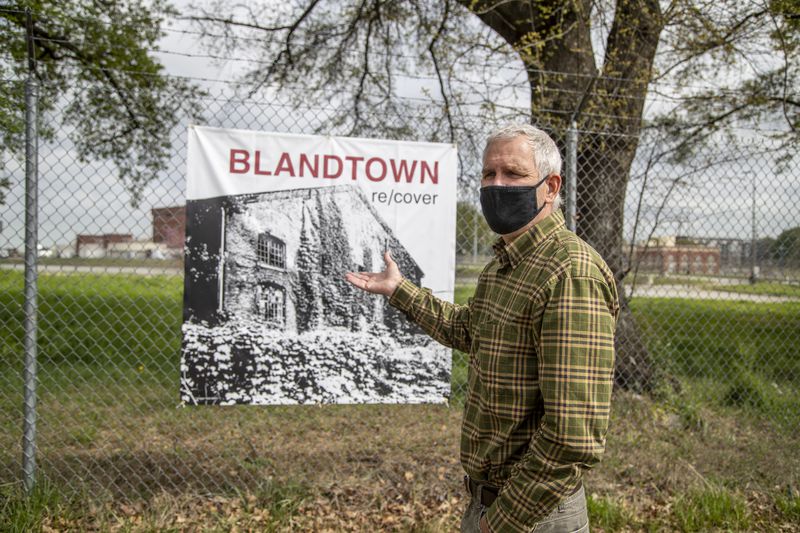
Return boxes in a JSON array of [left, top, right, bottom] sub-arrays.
[[484, 123, 563, 210]]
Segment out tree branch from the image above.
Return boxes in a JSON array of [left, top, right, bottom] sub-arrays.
[[180, 14, 299, 32], [242, 0, 324, 97], [428, 0, 455, 141], [767, 8, 798, 133], [352, 5, 376, 133], [656, 7, 769, 81], [29, 23, 144, 131]]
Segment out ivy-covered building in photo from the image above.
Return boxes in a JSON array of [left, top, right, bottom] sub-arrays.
[[221, 185, 424, 335]]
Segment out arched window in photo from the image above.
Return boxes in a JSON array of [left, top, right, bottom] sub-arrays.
[[256, 282, 285, 327], [257, 233, 286, 269]]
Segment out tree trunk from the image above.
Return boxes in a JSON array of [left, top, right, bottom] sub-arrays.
[[578, 0, 662, 391], [462, 0, 663, 390]]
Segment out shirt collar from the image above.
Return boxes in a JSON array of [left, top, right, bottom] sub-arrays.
[[492, 210, 566, 269]]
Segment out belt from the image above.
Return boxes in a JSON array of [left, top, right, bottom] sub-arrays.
[[465, 476, 583, 508], [466, 476, 500, 507]]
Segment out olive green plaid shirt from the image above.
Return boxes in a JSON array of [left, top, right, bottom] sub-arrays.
[[389, 210, 619, 532]]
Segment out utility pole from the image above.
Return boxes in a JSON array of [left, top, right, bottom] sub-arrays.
[[750, 177, 758, 284]]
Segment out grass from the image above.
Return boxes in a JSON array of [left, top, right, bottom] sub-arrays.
[[1, 389, 796, 531], [673, 487, 752, 531], [0, 271, 182, 369], [454, 283, 477, 304], [629, 297, 800, 427], [586, 495, 631, 531], [455, 257, 493, 278], [0, 477, 312, 532], [247, 479, 312, 525], [1, 271, 799, 530], [455, 281, 800, 427], [705, 281, 800, 298], [625, 274, 800, 297], [0, 480, 85, 533], [777, 494, 800, 522], [455, 263, 485, 279]]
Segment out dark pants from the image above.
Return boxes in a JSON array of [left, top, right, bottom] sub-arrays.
[[460, 482, 589, 533]]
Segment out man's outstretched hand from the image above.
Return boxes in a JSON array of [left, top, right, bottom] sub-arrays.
[[345, 251, 403, 297]]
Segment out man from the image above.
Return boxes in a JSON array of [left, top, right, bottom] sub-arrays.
[[346, 124, 619, 532]]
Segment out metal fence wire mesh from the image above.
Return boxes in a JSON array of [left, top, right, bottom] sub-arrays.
[[1, 68, 799, 498]]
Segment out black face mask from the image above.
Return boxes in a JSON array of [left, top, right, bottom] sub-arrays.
[[480, 177, 548, 235]]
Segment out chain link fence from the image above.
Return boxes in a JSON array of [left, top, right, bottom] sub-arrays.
[[1, 52, 799, 501]]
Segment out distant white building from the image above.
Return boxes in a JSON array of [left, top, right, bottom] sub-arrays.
[[76, 234, 132, 258], [73, 233, 172, 260], [54, 243, 75, 258], [107, 240, 170, 260], [36, 244, 54, 258]]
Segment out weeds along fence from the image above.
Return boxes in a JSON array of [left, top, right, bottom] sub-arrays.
[[1, 34, 799, 498]]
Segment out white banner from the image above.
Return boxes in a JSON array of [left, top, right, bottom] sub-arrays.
[[181, 125, 458, 405]]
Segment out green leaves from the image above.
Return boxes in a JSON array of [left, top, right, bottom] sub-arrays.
[[652, 0, 798, 164], [0, 1, 204, 206]]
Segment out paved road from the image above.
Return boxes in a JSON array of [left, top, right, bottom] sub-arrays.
[[5, 264, 798, 302], [458, 276, 797, 302], [0, 263, 182, 277], [625, 284, 799, 303]]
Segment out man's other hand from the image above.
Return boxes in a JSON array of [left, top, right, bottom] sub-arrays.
[[345, 251, 403, 297]]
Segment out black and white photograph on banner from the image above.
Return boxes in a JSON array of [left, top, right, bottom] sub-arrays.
[[180, 126, 458, 405]]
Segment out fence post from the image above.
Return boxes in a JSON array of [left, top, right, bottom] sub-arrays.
[[565, 121, 578, 232], [22, 7, 40, 494]]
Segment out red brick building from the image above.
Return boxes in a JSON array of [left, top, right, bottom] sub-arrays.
[[152, 206, 186, 252], [635, 242, 721, 275], [75, 234, 132, 258]]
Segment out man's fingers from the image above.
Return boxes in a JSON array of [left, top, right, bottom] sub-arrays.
[[350, 275, 366, 286], [351, 271, 384, 283], [384, 250, 397, 268], [345, 264, 397, 297], [345, 272, 366, 288], [346, 271, 383, 292]]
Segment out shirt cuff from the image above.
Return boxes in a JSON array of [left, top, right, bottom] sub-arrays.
[[485, 502, 527, 532], [387, 278, 421, 313]]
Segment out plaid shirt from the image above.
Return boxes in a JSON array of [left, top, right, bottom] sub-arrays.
[[389, 210, 619, 532]]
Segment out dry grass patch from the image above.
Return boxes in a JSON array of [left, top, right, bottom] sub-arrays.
[[3, 392, 799, 531]]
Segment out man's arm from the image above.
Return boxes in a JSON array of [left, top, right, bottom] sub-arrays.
[[484, 275, 617, 532], [345, 251, 472, 352], [387, 278, 472, 353]]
